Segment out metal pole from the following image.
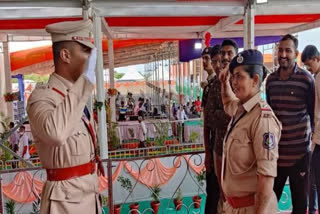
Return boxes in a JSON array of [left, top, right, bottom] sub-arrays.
[[178, 62, 181, 106], [108, 39, 116, 122], [3, 41, 13, 121], [162, 53, 165, 105], [93, 14, 108, 159], [168, 49, 172, 120], [244, 1, 255, 49], [82, 1, 93, 112], [107, 159, 114, 214], [0, 175, 3, 214]]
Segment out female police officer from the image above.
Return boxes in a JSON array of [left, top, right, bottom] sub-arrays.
[[219, 49, 281, 214]]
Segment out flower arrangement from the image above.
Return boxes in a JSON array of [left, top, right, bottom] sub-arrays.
[[3, 92, 18, 102], [107, 88, 118, 96]]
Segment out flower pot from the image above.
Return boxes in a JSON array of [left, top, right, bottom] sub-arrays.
[[192, 196, 202, 209], [151, 201, 160, 214], [173, 199, 182, 210], [129, 203, 139, 214], [114, 204, 121, 214]]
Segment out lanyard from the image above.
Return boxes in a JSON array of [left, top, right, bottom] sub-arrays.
[[224, 111, 247, 143], [221, 110, 247, 191]]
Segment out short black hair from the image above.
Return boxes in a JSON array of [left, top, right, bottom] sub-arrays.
[[280, 34, 298, 50], [211, 44, 221, 59], [301, 45, 320, 63], [52, 41, 71, 64], [221, 39, 239, 54], [9, 122, 14, 128], [231, 65, 267, 87]]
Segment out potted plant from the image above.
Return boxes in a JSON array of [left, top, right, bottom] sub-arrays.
[[173, 188, 183, 210], [117, 175, 139, 214], [193, 169, 205, 209], [150, 185, 161, 214], [190, 131, 199, 144], [5, 199, 15, 214], [152, 121, 170, 147], [108, 122, 120, 150]]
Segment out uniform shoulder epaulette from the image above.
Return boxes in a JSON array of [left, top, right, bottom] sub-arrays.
[[35, 82, 50, 90], [259, 100, 272, 118]]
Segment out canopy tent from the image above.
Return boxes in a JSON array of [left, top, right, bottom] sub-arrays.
[[117, 70, 144, 82]]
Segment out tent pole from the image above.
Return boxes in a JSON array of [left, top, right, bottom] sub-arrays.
[[244, 0, 255, 49], [82, 0, 93, 113], [108, 39, 116, 122], [168, 48, 171, 120], [93, 14, 108, 159], [162, 52, 165, 106], [3, 40, 13, 121]]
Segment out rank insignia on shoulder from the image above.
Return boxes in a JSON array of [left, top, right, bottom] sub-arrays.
[[35, 82, 49, 89], [263, 133, 275, 150]]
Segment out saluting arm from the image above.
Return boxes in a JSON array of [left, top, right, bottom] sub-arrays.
[[219, 68, 238, 116], [27, 76, 94, 145]]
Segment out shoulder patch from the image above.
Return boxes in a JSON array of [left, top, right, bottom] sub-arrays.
[[263, 133, 275, 150]]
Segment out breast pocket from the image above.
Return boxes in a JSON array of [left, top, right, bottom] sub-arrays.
[[227, 135, 255, 175], [68, 131, 90, 156]]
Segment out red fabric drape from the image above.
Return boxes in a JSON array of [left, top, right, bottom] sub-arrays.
[[99, 161, 123, 192], [2, 156, 205, 202], [124, 157, 182, 187], [2, 172, 44, 203]]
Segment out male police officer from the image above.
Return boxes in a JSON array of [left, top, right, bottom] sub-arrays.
[[27, 20, 103, 214], [201, 46, 222, 214]]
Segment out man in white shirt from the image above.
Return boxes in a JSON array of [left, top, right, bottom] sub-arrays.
[[138, 116, 147, 148], [18, 126, 30, 160], [302, 45, 320, 214]]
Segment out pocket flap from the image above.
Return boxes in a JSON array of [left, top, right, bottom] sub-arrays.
[[50, 187, 84, 203]]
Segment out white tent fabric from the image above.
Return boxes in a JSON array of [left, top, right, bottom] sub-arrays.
[[118, 70, 144, 81]]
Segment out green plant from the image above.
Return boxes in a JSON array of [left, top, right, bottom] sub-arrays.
[[108, 122, 120, 150], [117, 175, 135, 203], [195, 169, 206, 197], [5, 199, 15, 214], [1, 141, 13, 162], [101, 195, 108, 207], [150, 185, 161, 203], [175, 188, 183, 201], [190, 132, 199, 143], [152, 121, 169, 146], [0, 111, 10, 137]]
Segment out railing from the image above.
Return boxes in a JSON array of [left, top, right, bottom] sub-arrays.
[[0, 148, 206, 214]]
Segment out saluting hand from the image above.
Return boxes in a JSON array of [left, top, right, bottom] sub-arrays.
[[219, 64, 230, 84], [83, 47, 97, 84]]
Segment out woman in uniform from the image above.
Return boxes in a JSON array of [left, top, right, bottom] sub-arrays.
[[219, 49, 282, 214]]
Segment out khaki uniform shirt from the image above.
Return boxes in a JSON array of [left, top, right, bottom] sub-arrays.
[[27, 73, 101, 214], [221, 92, 281, 198]]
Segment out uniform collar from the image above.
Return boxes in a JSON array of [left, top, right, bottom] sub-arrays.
[[242, 92, 261, 113], [49, 73, 74, 94]]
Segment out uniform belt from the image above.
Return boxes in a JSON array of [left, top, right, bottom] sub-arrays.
[[46, 160, 96, 181], [226, 194, 255, 209]]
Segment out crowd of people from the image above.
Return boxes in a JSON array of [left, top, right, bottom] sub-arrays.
[[201, 34, 320, 214]]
